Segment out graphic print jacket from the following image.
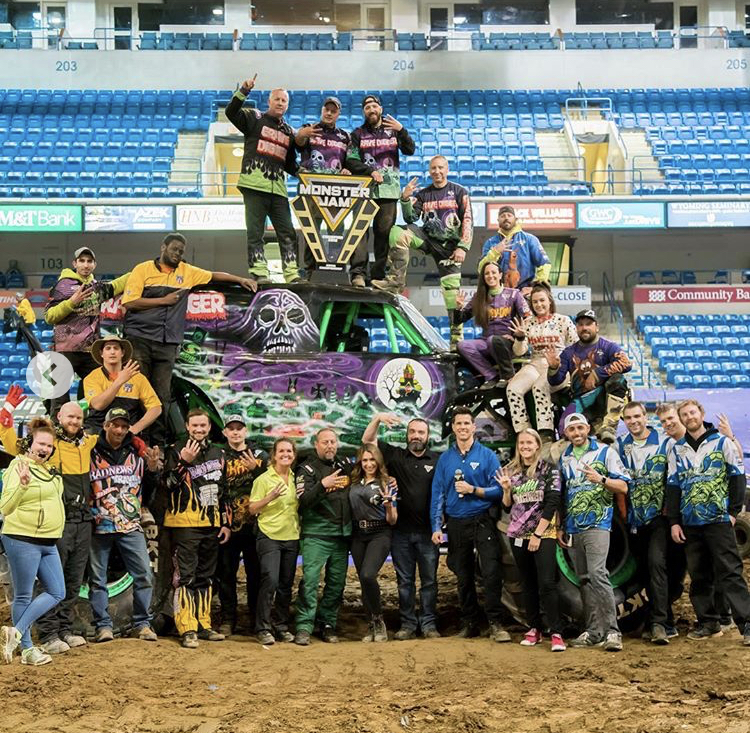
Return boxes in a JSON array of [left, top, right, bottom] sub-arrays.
[[402, 181, 473, 248], [503, 459, 561, 540], [548, 337, 632, 397]]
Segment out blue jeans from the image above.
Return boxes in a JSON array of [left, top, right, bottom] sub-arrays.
[[89, 530, 153, 631], [3, 535, 65, 649], [390, 530, 439, 632]]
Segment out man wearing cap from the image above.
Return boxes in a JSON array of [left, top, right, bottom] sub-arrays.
[[346, 94, 416, 281], [82, 335, 161, 436], [89, 407, 161, 642], [546, 309, 631, 444], [122, 232, 255, 446], [225, 74, 300, 284], [44, 247, 130, 416], [372, 155, 473, 345], [294, 97, 367, 286], [216, 407, 267, 636], [479, 206, 551, 295], [559, 412, 629, 651]]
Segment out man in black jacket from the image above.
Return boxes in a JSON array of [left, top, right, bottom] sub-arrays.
[[225, 73, 300, 284], [346, 94, 416, 281]]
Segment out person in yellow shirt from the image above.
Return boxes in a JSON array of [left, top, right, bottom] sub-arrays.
[[248, 438, 299, 646], [121, 232, 256, 445], [83, 335, 161, 435], [0, 418, 65, 667]]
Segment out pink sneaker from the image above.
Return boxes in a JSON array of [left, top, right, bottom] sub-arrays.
[[520, 628, 542, 646], [550, 633, 567, 652]]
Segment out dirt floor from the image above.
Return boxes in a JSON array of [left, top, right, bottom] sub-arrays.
[[2, 562, 750, 733]]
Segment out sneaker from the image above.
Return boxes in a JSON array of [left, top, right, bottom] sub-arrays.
[[42, 638, 70, 654], [480, 378, 499, 391], [651, 624, 669, 646], [422, 628, 441, 639], [743, 622, 750, 646], [490, 623, 511, 643], [721, 620, 736, 634], [181, 632, 199, 649], [135, 626, 158, 642], [372, 616, 388, 643], [218, 623, 234, 638], [21, 647, 52, 666], [95, 627, 114, 643], [61, 634, 87, 648], [1, 626, 21, 663], [665, 625, 679, 639], [197, 629, 225, 642], [603, 631, 623, 652], [294, 630, 310, 646], [550, 634, 567, 652], [569, 631, 604, 648], [275, 630, 294, 643], [520, 628, 542, 647], [640, 628, 653, 642], [361, 624, 375, 643], [394, 628, 417, 641], [687, 624, 723, 640], [351, 275, 366, 288], [455, 625, 480, 639], [320, 624, 339, 643], [256, 631, 275, 646]]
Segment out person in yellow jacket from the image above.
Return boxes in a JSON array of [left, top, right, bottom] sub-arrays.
[[0, 418, 66, 667], [0, 387, 97, 654], [44, 246, 130, 417], [248, 438, 299, 646]]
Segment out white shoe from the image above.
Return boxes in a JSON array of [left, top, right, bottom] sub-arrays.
[[62, 634, 87, 648], [42, 638, 70, 654], [21, 647, 52, 666], [1, 626, 21, 664]]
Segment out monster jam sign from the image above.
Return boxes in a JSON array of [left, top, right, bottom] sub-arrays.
[[292, 173, 379, 280]]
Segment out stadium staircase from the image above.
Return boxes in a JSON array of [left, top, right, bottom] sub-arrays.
[[168, 131, 207, 192], [535, 130, 581, 183], [620, 129, 664, 187]]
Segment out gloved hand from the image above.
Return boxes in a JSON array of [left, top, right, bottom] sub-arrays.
[[0, 384, 26, 428]]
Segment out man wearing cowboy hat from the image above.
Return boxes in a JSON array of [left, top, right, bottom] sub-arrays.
[[479, 205, 551, 296], [83, 335, 161, 436]]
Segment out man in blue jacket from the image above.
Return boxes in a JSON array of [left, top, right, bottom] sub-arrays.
[[430, 407, 508, 641]]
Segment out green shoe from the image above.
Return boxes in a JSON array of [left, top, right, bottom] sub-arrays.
[[21, 647, 52, 666]]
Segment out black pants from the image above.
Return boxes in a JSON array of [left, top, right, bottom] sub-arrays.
[[684, 522, 750, 628], [446, 513, 504, 626], [128, 336, 178, 446], [351, 528, 391, 618], [370, 199, 398, 281], [48, 351, 98, 418], [255, 530, 298, 634], [489, 335, 516, 381], [241, 187, 298, 279], [215, 524, 260, 629], [36, 519, 92, 642], [629, 516, 670, 627], [510, 537, 562, 634]]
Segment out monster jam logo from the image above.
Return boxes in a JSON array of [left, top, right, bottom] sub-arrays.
[[292, 173, 380, 268]]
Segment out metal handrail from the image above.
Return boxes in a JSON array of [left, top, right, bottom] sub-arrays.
[[624, 268, 750, 288]]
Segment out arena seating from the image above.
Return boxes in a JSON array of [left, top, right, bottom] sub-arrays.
[[637, 314, 750, 389], [0, 321, 53, 396]]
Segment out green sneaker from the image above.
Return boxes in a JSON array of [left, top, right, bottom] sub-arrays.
[[21, 647, 52, 666]]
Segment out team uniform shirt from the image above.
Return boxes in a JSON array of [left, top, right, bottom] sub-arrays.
[[225, 90, 298, 196], [666, 426, 743, 527], [512, 313, 578, 367], [349, 480, 396, 526], [504, 460, 561, 540], [346, 123, 416, 200], [224, 444, 267, 532], [378, 441, 438, 534], [298, 123, 350, 173], [83, 367, 161, 433], [162, 440, 227, 529], [402, 182, 473, 249], [249, 466, 299, 541], [122, 259, 213, 345], [617, 429, 671, 529], [430, 440, 501, 532], [548, 337, 632, 397], [89, 432, 152, 534], [480, 229, 551, 290], [455, 287, 530, 338], [560, 438, 629, 535], [295, 454, 353, 538], [45, 269, 130, 353]]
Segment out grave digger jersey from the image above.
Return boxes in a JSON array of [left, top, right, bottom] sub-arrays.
[[162, 439, 228, 529], [402, 181, 473, 248]]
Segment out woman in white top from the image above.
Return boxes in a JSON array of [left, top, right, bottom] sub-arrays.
[[506, 284, 577, 438]]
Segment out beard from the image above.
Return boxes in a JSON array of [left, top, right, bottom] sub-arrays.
[[408, 439, 426, 453]]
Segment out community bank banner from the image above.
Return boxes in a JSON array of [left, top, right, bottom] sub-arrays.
[[633, 285, 750, 304]]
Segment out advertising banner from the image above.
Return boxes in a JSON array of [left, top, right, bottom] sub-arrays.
[[176, 204, 246, 230], [486, 202, 576, 229], [85, 205, 174, 232], [667, 201, 750, 228], [632, 285, 750, 304], [577, 202, 665, 229], [0, 205, 82, 232]]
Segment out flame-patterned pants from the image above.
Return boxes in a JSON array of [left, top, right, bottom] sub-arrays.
[[171, 527, 219, 636]]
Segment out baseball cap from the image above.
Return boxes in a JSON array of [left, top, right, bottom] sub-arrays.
[[223, 406, 247, 428], [563, 413, 589, 431], [575, 309, 597, 323], [362, 94, 381, 108], [497, 205, 515, 216], [74, 247, 96, 260], [104, 407, 131, 425], [323, 96, 341, 110]]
